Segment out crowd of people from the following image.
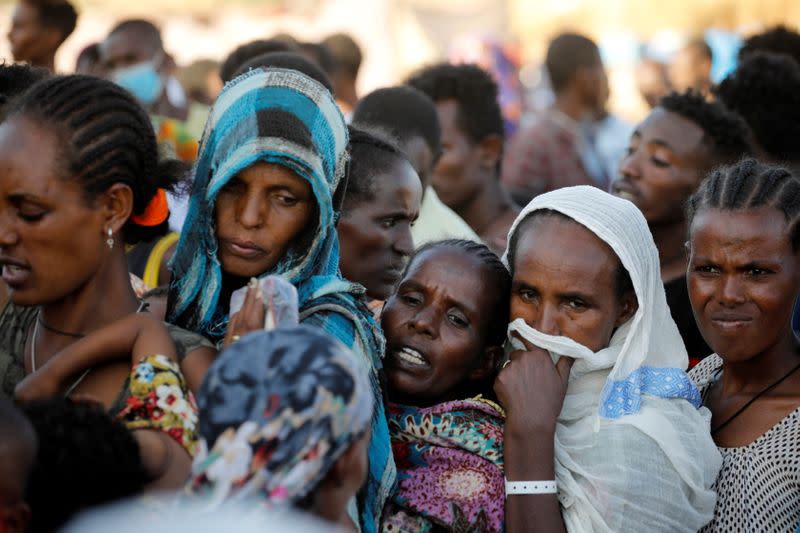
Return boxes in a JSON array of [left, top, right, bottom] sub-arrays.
[[1, 0, 800, 531]]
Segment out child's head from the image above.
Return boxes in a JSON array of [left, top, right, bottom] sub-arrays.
[[0, 398, 37, 533], [21, 398, 148, 533], [381, 239, 511, 406]]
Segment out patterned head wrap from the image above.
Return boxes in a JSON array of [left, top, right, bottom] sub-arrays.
[[188, 326, 373, 508], [168, 68, 349, 338]]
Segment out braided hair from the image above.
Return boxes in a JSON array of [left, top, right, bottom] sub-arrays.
[[658, 90, 753, 167], [687, 158, 800, 251], [5, 74, 186, 244], [408, 239, 511, 347]]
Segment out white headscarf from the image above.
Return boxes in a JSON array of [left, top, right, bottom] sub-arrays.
[[503, 186, 721, 532]]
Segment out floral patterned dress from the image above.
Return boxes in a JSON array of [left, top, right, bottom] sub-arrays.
[[382, 397, 505, 533]]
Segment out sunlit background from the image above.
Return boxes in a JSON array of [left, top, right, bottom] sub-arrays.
[[1, 0, 798, 121]]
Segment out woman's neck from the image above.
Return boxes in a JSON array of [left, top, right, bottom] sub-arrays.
[[38, 249, 140, 334], [720, 331, 800, 395], [459, 179, 515, 237], [650, 218, 688, 283]]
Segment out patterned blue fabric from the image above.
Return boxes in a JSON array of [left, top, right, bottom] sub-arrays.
[[167, 68, 395, 533], [599, 366, 703, 419]]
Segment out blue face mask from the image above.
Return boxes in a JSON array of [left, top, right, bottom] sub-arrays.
[[112, 61, 163, 106]]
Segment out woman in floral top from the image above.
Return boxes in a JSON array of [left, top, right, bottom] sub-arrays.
[[379, 240, 510, 533]]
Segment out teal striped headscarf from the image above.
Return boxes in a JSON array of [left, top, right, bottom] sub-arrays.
[[167, 68, 395, 532]]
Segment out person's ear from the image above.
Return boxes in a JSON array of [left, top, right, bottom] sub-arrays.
[[98, 183, 134, 235], [469, 345, 503, 380], [615, 291, 639, 328], [0, 501, 32, 533], [477, 134, 503, 171]]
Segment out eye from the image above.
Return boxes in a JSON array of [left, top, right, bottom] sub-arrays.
[[274, 194, 299, 207], [447, 311, 468, 329], [220, 177, 246, 195], [693, 265, 720, 275], [400, 292, 422, 306], [650, 156, 669, 168], [380, 218, 397, 229], [517, 287, 537, 303], [18, 211, 45, 223], [566, 298, 588, 311], [746, 267, 772, 277]]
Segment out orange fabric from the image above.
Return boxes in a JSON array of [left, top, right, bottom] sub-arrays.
[[132, 188, 169, 227]]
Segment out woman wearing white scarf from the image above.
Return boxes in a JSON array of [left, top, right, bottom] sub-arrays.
[[496, 185, 721, 532]]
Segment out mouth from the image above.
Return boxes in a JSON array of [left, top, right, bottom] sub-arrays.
[[709, 313, 753, 331], [390, 346, 430, 369], [220, 238, 267, 260], [0, 260, 31, 287], [611, 181, 640, 202]]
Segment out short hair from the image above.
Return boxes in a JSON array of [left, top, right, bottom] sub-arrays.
[[410, 239, 511, 347], [507, 210, 634, 302], [322, 33, 362, 79], [25, 0, 77, 42], [352, 85, 441, 159], [342, 125, 409, 213], [657, 90, 752, 167], [687, 158, 800, 251], [233, 52, 333, 93], [219, 39, 296, 83], [545, 33, 601, 93], [22, 398, 148, 533], [299, 42, 337, 76], [107, 19, 162, 51], [406, 63, 504, 144], [714, 51, 800, 163], [0, 62, 49, 110], [738, 25, 800, 65]]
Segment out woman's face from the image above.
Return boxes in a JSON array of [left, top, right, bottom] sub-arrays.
[[214, 162, 314, 279], [337, 159, 421, 301], [382, 246, 497, 406], [613, 108, 708, 225], [510, 216, 637, 352], [0, 117, 111, 306], [688, 208, 800, 362]]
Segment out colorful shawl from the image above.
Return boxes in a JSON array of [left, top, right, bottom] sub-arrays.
[[167, 68, 394, 532], [382, 398, 505, 533], [187, 327, 373, 509]]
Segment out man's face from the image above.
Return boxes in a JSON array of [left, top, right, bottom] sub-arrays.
[[8, 2, 59, 66], [100, 31, 159, 74]]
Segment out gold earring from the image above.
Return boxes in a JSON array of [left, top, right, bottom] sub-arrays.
[[106, 227, 114, 250]]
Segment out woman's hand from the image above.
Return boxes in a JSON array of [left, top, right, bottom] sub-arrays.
[[15, 361, 64, 402], [494, 333, 574, 436], [223, 279, 265, 348]]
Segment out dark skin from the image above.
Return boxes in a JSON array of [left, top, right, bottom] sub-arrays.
[[553, 56, 607, 122], [382, 247, 502, 407], [7, 2, 62, 71], [495, 215, 637, 533], [433, 99, 518, 255], [0, 116, 211, 488], [215, 162, 315, 343], [100, 30, 187, 121], [688, 208, 800, 447], [337, 158, 421, 301], [402, 135, 434, 193], [614, 108, 711, 282]]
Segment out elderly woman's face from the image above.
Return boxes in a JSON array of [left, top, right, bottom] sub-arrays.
[[214, 162, 314, 279], [688, 207, 800, 363], [0, 117, 110, 306], [510, 215, 636, 352]]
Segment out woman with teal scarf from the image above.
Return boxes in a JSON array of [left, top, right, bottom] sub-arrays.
[[167, 67, 395, 532]]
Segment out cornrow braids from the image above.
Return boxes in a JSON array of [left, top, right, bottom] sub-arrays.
[[687, 158, 800, 250], [342, 124, 410, 213], [6, 75, 186, 244], [409, 239, 511, 347], [658, 90, 753, 167]]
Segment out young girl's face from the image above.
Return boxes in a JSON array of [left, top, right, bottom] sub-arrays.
[[381, 246, 495, 406]]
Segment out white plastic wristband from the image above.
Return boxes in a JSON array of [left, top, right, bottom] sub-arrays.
[[504, 478, 558, 496]]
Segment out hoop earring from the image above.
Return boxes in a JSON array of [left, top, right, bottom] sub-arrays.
[[106, 227, 114, 250]]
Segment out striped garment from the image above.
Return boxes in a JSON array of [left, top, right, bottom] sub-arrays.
[[167, 68, 395, 532]]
